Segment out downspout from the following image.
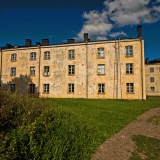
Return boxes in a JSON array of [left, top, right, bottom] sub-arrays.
[[38, 45, 41, 97], [85, 41, 88, 98]]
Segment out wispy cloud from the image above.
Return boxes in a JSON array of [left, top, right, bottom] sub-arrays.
[[75, 0, 160, 41]]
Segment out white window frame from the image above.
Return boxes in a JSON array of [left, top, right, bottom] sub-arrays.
[[29, 84, 35, 93], [10, 84, 15, 92], [150, 77, 154, 82], [68, 50, 75, 59], [97, 48, 104, 58], [126, 63, 133, 74], [150, 67, 154, 73], [126, 83, 134, 93], [151, 87, 155, 92], [126, 46, 133, 56], [44, 66, 50, 76], [44, 84, 49, 93], [68, 83, 74, 93], [98, 84, 105, 93], [11, 53, 17, 61], [44, 51, 50, 60], [98, 64, 105, 74], [30, 52, 36, 60], [11, 67, 16, 76], [68, 65, 75, 75], [30, 67, 35, 76]]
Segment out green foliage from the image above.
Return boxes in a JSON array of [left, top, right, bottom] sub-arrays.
[[0, 91, 97, 160], [130, 135, 160, 160]]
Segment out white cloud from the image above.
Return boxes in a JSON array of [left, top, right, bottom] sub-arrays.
[[109, 31, 127, 38], [75, 0, 160, 41]]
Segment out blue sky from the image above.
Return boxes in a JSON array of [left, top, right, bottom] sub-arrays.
[[0, 0, 160, 60]]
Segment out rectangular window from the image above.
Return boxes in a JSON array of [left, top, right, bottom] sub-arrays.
[[126, 46, 133, 56], [97, 48, 104, 58], [98, 64, 105, 74], [68, 65, 75, 75], [126, 63, 133, 74], [126, 83, 134, 93], [11, 53, 17, 61], [10, 84, 15, 92], [68, 50, 75, 59], [44, 84, 49, 93], [11, 67, 16, 76], [68, 83, 74, 93], [44, 66, 49, 76], [98, 84, 105, 93], [151, 87, 155, 92], [30, 67, 35, 76], [150, 77, 154, 82], [44, 51, 50, 60], [30, 52, 36, 60], [150, 68, 154, 72], [29, 84, 35, 93]]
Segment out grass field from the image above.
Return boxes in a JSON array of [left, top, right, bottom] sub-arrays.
[[1, 91, 160, 160]]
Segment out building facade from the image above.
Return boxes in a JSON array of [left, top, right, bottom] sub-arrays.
[[145, 58, 160, 96], [0, 26, 146, 99]]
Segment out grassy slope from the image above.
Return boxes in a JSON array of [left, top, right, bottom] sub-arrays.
[[45, 97, 160, 144]]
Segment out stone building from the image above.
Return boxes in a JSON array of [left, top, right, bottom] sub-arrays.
[[0, 26, 146, 99], [145, 58, 160, 96]]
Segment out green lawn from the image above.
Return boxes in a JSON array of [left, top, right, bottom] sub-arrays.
[[1, 92, 160, 160]]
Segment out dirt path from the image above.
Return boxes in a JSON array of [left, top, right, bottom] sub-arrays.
[[92, 107, 160, 160]]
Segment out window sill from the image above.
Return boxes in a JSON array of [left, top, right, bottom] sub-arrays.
[[11, 60, 17, 62], [68, 74, 75, 76], [30, 75, 36, 77], [97, 57, 105, 59], [30, 59, 36, 61], [125, 55, 133, 58], [44, 58, 50, 60], [98, 92, 105, 94], [125, 73, 134, 75], [68, 92, 74, 94], [97, 74, 105, 76], [43, 92, 50, 94], [126, 92, 135, 94], [10, 75, 16, 77], [43, 74, 50, 77], [68, 58, 75, 60]]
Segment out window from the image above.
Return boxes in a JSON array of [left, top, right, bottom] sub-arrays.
[[11, 67, 16, 76], [44, 66, 49, 76], [68, 83, 74, 93], [151, 87, 155, 92], [126, 83, 134, 93], [30, 67, 35, 76], [126, 46, 133, 56], [98, 64, 105, 74], [150, 77, 154, 82], [44, 51, 50, 60], [150, 68, 154, 72], [68, 65, 75, 75], [44, 84, 49, 93], [10, 84, 15, 92], [30, 52, 36, 60], [98, 84, 105, 93], [126, 63, 133, 74], [68, 50, 75, 59], [11, 53, 17, 61], [29, 84, 35, 93], [97, 48, 104, 58]]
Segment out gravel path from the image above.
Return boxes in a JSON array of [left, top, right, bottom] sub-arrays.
[[92, 107, 160, 160]]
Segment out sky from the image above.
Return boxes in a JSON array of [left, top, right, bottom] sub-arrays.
[[0, 0, 160, 60]]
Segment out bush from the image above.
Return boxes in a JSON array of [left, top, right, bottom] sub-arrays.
[[0, 90, 96, 160]]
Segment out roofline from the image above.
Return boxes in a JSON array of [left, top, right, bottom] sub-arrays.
[[0, 37, 142, 51]]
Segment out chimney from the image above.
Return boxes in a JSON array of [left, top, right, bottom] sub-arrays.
[[42, 39, 49, 46], [26, 39, 32, 47], [6, 43, 12, 49], [137, 26, 142, 38], [36, 42, 41, 46], [84, 33, 88, 42], [67, 39, 75, 44]]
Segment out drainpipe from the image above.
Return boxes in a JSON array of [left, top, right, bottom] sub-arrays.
[[85, 41, 88, 98], [38, 45, 41, 97]]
